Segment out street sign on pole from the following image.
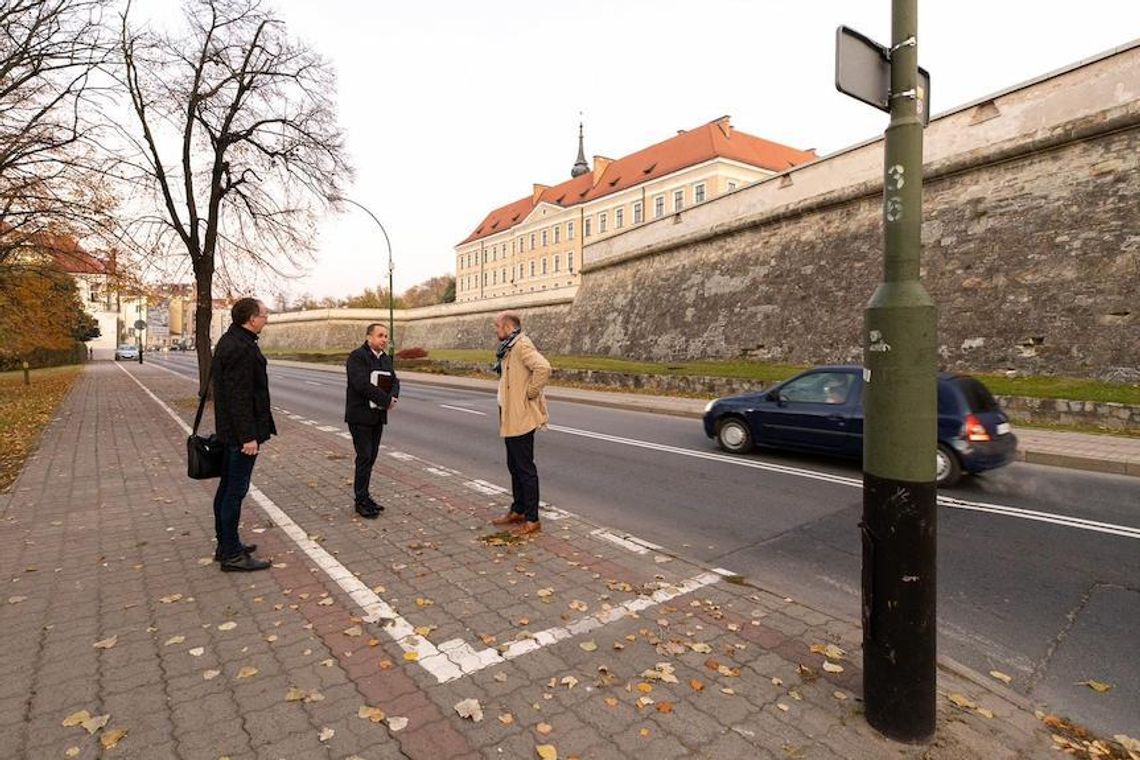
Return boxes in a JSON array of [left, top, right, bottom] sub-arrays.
[[836, 6, 937, 744], [836, 25, 930, 125], [134, 319, 147, 331]]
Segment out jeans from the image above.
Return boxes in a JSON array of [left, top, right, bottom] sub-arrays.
[[349, 423, 384, 505], [505, 430, 540, 522], [213, 443, 257, 559]]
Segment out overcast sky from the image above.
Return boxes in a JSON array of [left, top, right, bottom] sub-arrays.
[[192, 1, 1140, 300]]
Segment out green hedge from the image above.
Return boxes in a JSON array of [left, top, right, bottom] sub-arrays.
[[0, 342, 87, 372]]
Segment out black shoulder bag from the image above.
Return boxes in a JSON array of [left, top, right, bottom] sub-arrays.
[[187, 360, 224, 479]]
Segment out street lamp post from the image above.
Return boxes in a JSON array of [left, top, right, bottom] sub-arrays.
[[336, 196, 395, 362]]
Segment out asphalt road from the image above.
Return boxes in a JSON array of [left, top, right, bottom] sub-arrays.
[[152, 352, 1140, 737]]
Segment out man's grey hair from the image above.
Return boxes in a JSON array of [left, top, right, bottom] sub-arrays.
[[496, 311, 521, 329]]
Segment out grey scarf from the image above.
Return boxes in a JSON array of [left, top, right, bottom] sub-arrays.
[[492, 328, 521, 377]]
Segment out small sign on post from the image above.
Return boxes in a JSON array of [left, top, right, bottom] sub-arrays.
[[836, 25, 930, 125]]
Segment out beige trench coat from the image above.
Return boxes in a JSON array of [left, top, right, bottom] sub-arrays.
[[498, 334, 551, 437]]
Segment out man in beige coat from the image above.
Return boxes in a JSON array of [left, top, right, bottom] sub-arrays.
[[490, 311, 551, 535]]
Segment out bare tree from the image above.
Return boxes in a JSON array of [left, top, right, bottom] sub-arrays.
[[117, 0, 351, 387], [0, 0, 116, 270]]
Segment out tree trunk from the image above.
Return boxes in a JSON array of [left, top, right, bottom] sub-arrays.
[[194, 265, 214, 396]]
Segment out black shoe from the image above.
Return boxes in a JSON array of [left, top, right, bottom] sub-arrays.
[[213, 543, 257, 562], [220, 553, 271, 572], [355, 502, 380, 519], [366, 499, 386, 513]]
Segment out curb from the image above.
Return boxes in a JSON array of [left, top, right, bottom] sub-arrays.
[[269, 359, 1139, 479]]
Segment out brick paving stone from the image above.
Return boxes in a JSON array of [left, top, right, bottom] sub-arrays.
[[0, 365, 1075, 760]]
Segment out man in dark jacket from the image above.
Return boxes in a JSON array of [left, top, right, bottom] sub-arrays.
[[345, 323, 399, 518], [212, 297, 277, 571]]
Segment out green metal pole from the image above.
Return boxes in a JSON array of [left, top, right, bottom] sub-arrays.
[[388, 256, 395, 366], [861, 0, 937, 743]]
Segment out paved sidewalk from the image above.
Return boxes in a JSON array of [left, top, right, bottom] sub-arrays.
[[0, 364, 1069, 758]]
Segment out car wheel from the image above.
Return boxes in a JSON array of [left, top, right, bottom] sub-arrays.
[[716, 418, 754, 454], [936, 443, 961, 488]]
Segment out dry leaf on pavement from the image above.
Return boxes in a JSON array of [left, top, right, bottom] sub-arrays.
[[536, 722, 553, 735], [989, 670, 1012, 684], [81, 714, 110, 734], [454, 698, 484, 722], [821, 661, 844, 673], [164, 635, 185, 646], [358, 706, 386, 723], [62, 710, 91, 727], [579, 641, 597, 652], [203, 670, 220, 680], [690, 679, 704, 691], [343, 625, 363, 637], [7, 596, 28, 604], [809, 643, 846, 660], [236, 666, 258, 679], [947, 693, 978, 709], [656, 702, 674, 714], [318, 727, 334, 742], [188, 647, 204, 657], [536, 745, 557, 760], [100, 729, 127, 749], [217, 621, 237, 631], [1077, 680, 1113, 693], [498, 713, 514, 725], [286, 688, 307, 702], [403, 651, 419, 662], [93, 636, 117, 649], [387, 716, 408, 732], [159, 594, 182, 604]]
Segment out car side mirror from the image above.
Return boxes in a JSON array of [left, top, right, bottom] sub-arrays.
[[776, 393, 790, 407]]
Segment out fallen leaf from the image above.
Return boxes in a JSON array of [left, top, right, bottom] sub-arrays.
[[536, 722, 553, 735], [164, 635, 185, 646], [386, 716, 408, 731], [821, 661, 844, 673], [81, 714, 110, 734], [188, 647, 204, 657], [976, 707, 995, 719], [690, 679, 704, 691], [568, 600, 588, 612], [579, 641, 597, 652], [536, 745, 557, 760], [7, 596, 28, 605], [689, 642, 712, 654], [481, 634, 497, 645], [65, 747, 80, 758], [403, 651, 419, 662], [304, 691, 324, 703], [358, 705, 386, 723], [989, 670, 1013, 684], [159, 594, 182, 604], [317, 598, 334, 606], [414, 626, 435, 637], [454, 698, 484, 722], [721, 688, 735, 695], [1077, 680, 1113, 693], [1114, 735, 1140, 752], [518, 617, 530, 626], [286, 688, 307, 702], [498, 713, 514, 725], [203, 670, 221, 680], [318, 727, 335, 742], [604, 697, 618, 707], [637, 683, 653, 694], [493, 673, 508, 683], [93, 636, 118, 649], [217, 621, 237, 631], [560, 676, 579, 689], [100, 729, 127, 749], [833, 690, 848, 701], [777, 703, 789, 712], [415, 597, 433, 608], [656, 701, 674, 714], [378, 659, 393, 670], [537, 588, 554, 598], [236, 666, 259, 679], [716, 665, 740, 677], [343, 625, 363, 638], [947, 693, 978, 709], [62, 710, 91, 727], [809, 643, 846, 660], [639, 728, 651, 737]]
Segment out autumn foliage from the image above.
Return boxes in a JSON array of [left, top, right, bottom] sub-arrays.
[[0, 267, 95, 370]]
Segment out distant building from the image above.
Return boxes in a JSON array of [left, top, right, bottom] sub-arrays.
[[455, 116, 816, 303]]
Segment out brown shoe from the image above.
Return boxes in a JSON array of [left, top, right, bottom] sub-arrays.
[[511, 521, 541, 536], [492, 512, 526, 526]]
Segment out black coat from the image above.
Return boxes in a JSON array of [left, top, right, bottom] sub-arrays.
[[344, 343, 400, 426], [212, 324, 277, 444]]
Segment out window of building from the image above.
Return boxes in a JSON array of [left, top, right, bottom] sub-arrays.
[[530, 260, 535, 277], [599, 212, 607, 233], [584, 217, 592, 237], [633, 201, 643, 224], [492, 246, 497, 261], [519, 263, 525, 279], [554, 254, 560, 272], [482, 250, 488, 264], [615, 208, 624, 228], [567, 221, 575, 240], [694, 183, 706, 204], [482, 272, 487, 286], [554, 225, 561, 244], [541, 258, 548, 275], [568, 252, 574, 273], [492, 270, 497, 285], [673, 189, 684, 212], [654, 195, 664, 218], [530, 233, 536, 251], [541, 229, 548, 246], [502, 267, 506, 283]]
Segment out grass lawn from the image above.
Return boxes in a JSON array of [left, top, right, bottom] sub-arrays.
[[0, 365, 82, 492], [265, 348, 1140, 405]]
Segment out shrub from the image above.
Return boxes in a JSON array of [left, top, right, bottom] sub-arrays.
[[396, 346, 428, 360]]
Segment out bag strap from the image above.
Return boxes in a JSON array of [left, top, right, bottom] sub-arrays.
[[192, 358, 215, 435]]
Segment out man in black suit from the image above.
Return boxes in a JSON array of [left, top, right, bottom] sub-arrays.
[[345, 323, 399, 518], [212, 297, 276, 571]]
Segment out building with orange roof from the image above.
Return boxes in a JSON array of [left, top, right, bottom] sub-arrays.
[[455, 116, 816, 303]]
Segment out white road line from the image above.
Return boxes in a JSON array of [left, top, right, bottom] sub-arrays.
[[465, 480, 508, 496], [304, 380, 324, 387], [317, 425, 341, 433], [549, 424, 1140, 541], [591, 529, 649, 555], [440, 404, 486, 416]]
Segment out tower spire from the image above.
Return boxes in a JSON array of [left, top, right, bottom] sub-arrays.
[[571, 117, 589, 178]]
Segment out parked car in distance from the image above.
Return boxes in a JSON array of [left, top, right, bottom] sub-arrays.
[[702, 365, 1017, 487], [114, 344, 139, 361]]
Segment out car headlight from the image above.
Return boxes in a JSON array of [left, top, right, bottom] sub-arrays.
[[704, 399, 718, 413]]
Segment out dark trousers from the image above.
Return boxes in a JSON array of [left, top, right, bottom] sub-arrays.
[[349, 423, 384, 506], [505, 430, 540, 523], [213, 443, 257, 558]]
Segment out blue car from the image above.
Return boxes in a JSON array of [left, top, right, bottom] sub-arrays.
[[702, 366, 1018, 487]]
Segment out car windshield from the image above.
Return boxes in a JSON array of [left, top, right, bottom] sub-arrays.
[[952, 376, 1000, 413], [119, 345, 135, 350]]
